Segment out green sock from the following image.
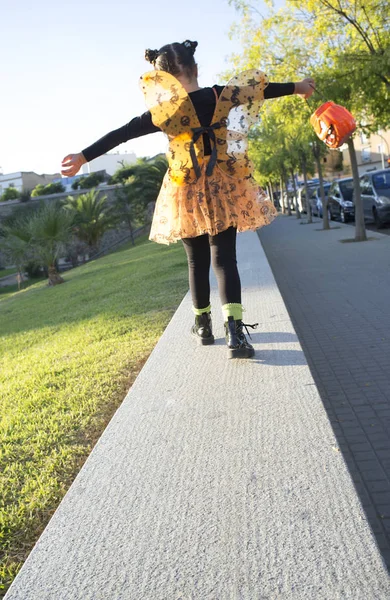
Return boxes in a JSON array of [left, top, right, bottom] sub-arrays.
[[222, 303, 243, 321], [193, 304, 211, 316]]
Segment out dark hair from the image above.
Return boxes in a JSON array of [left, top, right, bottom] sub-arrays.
[[144, 40, 198, 77]]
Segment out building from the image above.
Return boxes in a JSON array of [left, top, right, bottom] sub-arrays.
[[342, 130, 390, 176], [81, 151, 137, 177], [0, 171, 60, 196]]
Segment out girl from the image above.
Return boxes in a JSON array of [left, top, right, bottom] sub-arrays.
[[62, 40, 314, 359]]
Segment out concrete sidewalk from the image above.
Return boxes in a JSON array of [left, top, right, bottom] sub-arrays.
[[259, 215, 390, 571], [5, 230, 390, 599]]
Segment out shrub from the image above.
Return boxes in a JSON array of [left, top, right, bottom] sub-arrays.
[[31, 182, 65, 197], [72, 173, 105, 190], [1, 187, 20, 201]]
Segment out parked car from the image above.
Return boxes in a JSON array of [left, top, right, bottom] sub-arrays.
[[359, 170, 390, 228], [296, 184, 318, 213], [328, 178, 355, 222], [308, 183, 331, 217]]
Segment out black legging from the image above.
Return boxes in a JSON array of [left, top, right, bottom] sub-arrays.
[[181, 227, 241, 309]]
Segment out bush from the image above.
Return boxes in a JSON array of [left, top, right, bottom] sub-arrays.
[[72, 173, 105, 190], [31, 184, 45, 198], [110, 165, 135, 185], [31, 182, 65, 197], [42, 182, 66, 195], [1, 187, 20, 202]]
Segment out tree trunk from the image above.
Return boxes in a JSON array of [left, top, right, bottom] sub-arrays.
[[280, 176, 287, 214], [16, 270, 23, 291], [268, 183, 274, 206], [291, 169, 301, 219], [48, 264, 65, 286], [283, 170, 291, 216], [347, 137, 367, 242], [129, 219, 135, 246], [301, 156, 312, 224], [124, 214, 135, 246], [313, 142, 330, 230]]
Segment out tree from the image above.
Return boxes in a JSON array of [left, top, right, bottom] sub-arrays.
[[0, 201, 74, 286], [31, 184, 45, 198], [27, 202, 75, 285], [31, 182, 65, 197], [0, 217, 32, 289], [62, 188, 117, 256], [110, 163, 137, 185], [112, 155, 168, 243], [72, 172, 106, 190], [227, 0, 389, 240], [1, 187, 20, 202]]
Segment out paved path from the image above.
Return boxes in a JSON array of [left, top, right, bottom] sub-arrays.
[[259, 215, 390, 570], [0, 273, 20, 288], [5, 231, 390, 599]]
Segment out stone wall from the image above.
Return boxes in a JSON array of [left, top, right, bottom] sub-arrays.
[[0, 185, 120, 222], [0, 185, 153, 268]]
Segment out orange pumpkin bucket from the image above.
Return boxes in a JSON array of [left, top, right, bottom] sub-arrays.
[[310, 101, 356, 148]]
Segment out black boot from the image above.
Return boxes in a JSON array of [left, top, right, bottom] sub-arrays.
[[191, 312, 215, 345], [224, 316, 258, 359]]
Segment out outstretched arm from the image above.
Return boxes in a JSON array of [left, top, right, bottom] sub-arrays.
[[61, 112, 160, 177], [213, 78, 315, 102], [264, 78, 315, 99]]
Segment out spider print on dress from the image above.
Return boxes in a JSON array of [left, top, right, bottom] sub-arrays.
[[210, 181, 221, 195], [230, 86, 241, 107], [179, 160, 192, 184], [226, 155, 237, 176], [247, 77, 260, 89], [152, 72, 164, 84], [243, 154, 251, 169], [170, 85, 180, 106]]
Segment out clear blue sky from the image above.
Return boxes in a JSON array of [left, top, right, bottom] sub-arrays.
[[1, 0, 278, 176]]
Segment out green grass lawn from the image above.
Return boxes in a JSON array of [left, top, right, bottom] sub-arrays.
[[0, 237, 188, 597]]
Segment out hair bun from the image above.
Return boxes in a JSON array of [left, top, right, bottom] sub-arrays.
[[182, 40, 198, 55], [145, 48, 159, 63]]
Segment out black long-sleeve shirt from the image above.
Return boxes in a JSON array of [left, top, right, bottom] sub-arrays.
[[82, 82, 295, 162]]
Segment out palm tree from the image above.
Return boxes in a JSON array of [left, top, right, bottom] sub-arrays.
[[62, 189, 117, 256], [0, 202, 75, 287], [113, 155, 168, 244], [28, 202, 75, 285], [0, 217, 32, 289]]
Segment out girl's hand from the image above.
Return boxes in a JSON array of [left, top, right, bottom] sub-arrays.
[[294, 78, 315, 100], [61, 152, 87, 177]]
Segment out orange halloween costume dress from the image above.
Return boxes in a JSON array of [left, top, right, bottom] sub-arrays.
[[139, 69, 277, 245]]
